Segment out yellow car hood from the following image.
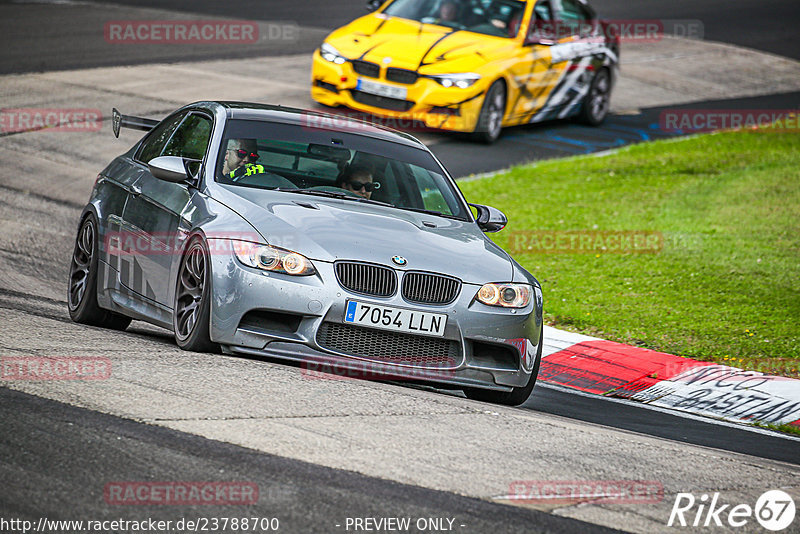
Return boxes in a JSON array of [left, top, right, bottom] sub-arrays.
[[327, 15, 513, 72]]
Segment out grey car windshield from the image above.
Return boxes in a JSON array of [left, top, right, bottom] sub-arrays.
[[383, 0, 526, 38], [217, 119, 470, 220]]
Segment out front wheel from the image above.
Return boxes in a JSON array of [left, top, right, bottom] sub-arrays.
[[67, 215, 131, 330], [174, 237, 218, 352], [471, 81, 506, 144], [463, 327, 543, 406], [578, 68, 611, 126]]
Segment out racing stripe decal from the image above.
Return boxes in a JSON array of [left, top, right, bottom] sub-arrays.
[[452, 92, 484, 105], [433, 42, 478, 62], [519, 67, 566, 124], [133, 258, 143, 296], [557, 77, 590, 119], [509, 49, 545, 118], [372, 18, 388, 36], [358, 42, 387, 60], [418, 30, 458, 68], [120, 256, 130, 289], [533, 55, 592, 122]]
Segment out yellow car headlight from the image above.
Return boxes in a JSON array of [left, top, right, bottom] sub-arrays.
[[231, 240, 316, 276], [320, 43, 347, 65], [476, 283, 531, 308], [426, 73, 481, 88]]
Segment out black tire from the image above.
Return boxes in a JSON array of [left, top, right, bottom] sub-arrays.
[[174, 237, 218, 352], [67, 215, 131, 330], [471, 80, 506, 144], [578, 68, 611, 126], [464, 327, 543, 406]]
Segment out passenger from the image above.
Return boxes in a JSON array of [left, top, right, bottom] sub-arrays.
[[222, 138, 259, 176], [336, 164, 380, 200]]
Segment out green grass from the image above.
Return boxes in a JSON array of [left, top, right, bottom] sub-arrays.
[[459, 130, 800, 373], [754, 422, 800, 436]]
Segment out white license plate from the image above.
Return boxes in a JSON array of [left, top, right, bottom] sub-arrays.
[[356, 78, 408, 100], [344, 301, 446, 337]]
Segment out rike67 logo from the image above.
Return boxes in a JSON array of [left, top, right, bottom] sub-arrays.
[[668, 490, 796, 531]]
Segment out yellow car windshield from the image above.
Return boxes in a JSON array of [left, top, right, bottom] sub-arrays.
[[382, 0, 526, 38]]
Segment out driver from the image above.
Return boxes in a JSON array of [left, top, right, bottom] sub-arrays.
[[335, 164, 379, 200], [438, 0, 458, 23], [221, 138, 259, 176]]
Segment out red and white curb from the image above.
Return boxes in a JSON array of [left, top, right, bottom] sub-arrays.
[[540, 326, 800, 429]]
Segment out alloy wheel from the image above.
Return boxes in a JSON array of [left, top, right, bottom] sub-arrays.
[[588, 70, 610, 123], [175, 242, 206, 339], [68, 219, 94, 310]]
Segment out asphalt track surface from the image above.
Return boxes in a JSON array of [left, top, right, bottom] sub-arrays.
[[2, 0, 798, 179], [424, 90, 800, 176], [2, 0, 798, 71], [1, 388, 618, 534]]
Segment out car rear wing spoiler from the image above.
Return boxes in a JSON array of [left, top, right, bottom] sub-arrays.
[[111, 108, 159, 138]]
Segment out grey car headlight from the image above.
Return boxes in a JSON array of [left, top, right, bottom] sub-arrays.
[[476, 283, 531, 308], [425, 73, 481, 88], [320, 43, 347, 65], [231, 240, 316, 276]]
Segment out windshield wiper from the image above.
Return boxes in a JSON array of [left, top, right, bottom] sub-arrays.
[[272, 189, 464, 218], [276, 188, 394, 207], [395, 206, 466, 221]]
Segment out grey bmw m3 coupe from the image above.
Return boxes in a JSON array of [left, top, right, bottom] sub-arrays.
[[68, 101, 543, 405]]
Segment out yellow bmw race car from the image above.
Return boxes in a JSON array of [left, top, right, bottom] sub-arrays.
[[311, 0, 619, 143]]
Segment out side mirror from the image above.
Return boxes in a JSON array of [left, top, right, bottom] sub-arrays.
[[366, 0, 382, 12], [470, 203, 507, 233], [524, 20, 557, 46], [524, 35, 556, 46], [148, 156, 191, 183]]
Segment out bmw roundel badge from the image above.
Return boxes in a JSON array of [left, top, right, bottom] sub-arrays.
[[392, 256, 407, 266]]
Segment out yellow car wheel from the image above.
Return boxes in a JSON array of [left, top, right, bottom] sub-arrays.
[[579, 68, 611, 126], [472, 80, 506, 144]]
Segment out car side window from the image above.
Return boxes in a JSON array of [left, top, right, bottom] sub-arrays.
[[557, 0, 593, 36], [527, 0, 555, 42], [410, 166, 455, 215], [533, 0, 553, 22], [137, 113, 186, 164], [162, 113, 213, 160]]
